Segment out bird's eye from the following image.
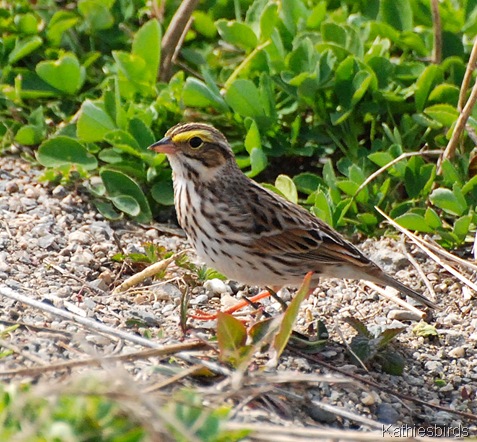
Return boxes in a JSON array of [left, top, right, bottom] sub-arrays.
[[189, 136, 203, 148]]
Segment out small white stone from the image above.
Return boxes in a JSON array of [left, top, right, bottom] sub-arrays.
[[190, 294, 208, 305], [425, 360, 443, 372], [68, 231, 91, 244], [70, 249, 95, 266], [448, 346, 465, 359], [361, 392, 376, 406], [388, 309, 423, 321], [161, 304, 174, 314], [204, 278, 229, 295]]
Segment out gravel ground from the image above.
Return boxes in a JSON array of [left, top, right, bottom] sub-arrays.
[[0, 155, 476, 438]]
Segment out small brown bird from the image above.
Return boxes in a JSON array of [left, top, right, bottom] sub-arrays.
[[149, 123, 436, 309]]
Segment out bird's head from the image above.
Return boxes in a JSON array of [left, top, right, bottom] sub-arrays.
[[149, 123, 235, 180]]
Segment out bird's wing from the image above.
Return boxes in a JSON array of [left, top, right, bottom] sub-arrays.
[[243, 182, 372, 269]]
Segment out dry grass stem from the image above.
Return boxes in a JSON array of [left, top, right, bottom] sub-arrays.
[[0, 337, 48, 366], [113, 250, 187, 294], [431, 0, 442, 64], [224, 422, 459, 442], [364, 282, 425, 318], [459, 36, 477, 111], [159, 0, 199, 82], [0, 342, 204, 378], [0, 284, 231, 376], [376, 208, 477, 294], [400, 237, 437, 301], [353, 150, 442, 200], [421, 235, 477, 273], [439, 37, 477, 172]]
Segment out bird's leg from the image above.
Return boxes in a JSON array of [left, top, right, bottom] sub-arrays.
[[189, 289, 273, 320]]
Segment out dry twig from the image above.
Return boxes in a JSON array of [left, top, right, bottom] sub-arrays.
[[438, 36, 477, 172], [430, 0, 442, 64], [113, 250, 187, 294], [376, 208, 477, 294], [159, 0, 199, 82], [353, 150, 442, 201], [0, 284, 231, 376]]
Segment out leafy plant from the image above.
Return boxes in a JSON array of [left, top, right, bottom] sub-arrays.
[[344, 317, 407, 375], [216, 272, 326, 369], [2, 0, 477, 245]]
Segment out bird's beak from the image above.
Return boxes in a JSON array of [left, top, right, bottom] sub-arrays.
[[148, 137, 176, 154]]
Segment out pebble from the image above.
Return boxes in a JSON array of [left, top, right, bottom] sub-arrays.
[[203, 278, 229, 296], [1, 155, 476, 431], [161, 304, 174, 314], [52, 185, 67, 197], [68, 231, 91, 244], [424, 360, 443, 373], [70, 249, 95, 266], [370, 249, 408, 271], [448, 346, 465, 358], [190, 294, 208, 305], [361, 392, 376, 406], [376, 403, 400, 424], [388, 309, 423, 321], [37, 234, 56, 249]]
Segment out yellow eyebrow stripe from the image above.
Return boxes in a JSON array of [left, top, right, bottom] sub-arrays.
[[171, 130, 214, 144]]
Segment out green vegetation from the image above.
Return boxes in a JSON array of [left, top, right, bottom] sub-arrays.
[[1, 0, 477, 248], [0, 382, 246, 441]]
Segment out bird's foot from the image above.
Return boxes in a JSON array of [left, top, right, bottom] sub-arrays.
[[189, 289, 273, 320]]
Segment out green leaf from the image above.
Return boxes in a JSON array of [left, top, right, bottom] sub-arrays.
[[128, 118, 155, 150], [379, 0, 413, 31], [343, 317, 372, 338], [312, 190, 333, 226], [193, 11, 217, 38], [248, 147, 267, 177], [424, 208, 442, 229], [281, 0, 308, 34], [182, 77, 228, 112], [15, 125, 44, 145], [37, 136, 98, 170], [93, 200, 121, 220], [415, 65, 441, 112], [376, 326, 406, 349], [244, 120, 261, 154], [413, 321, 438, 338], [424, 104, 459, 127], [259, 2, 279, 40], [275, 175, 298, 204], [151, 180, 174, 206], [440, 159, 463, 186], [8, 36, 43, 64], [100, 169, 152, 222], [78, 0, 114, 31], [453, 214, 472, 241], [46, 11, 79, 46], [104, 129, 140, 151], [36, 53, 85, 94], [110, 195, 141, 216], [113, 51, 151, 96], [224, 79, 265, 118], [216, 19, 258, 50], [216, 312, 249, 367], [293, 173, 321, 194], [270, 272, 313, 366], [429, 185, 468, 216], [77, 100, 116, 142], [378, 350, 405, 375], [132, 19, 161, 83]]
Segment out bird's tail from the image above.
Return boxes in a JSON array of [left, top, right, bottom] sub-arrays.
[[378, 273, 437, 310]]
